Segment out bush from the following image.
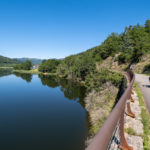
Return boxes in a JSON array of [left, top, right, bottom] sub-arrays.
[[143, 64, 150, 74], [85, 69, 123, 91], [39, 59, 61, 73]]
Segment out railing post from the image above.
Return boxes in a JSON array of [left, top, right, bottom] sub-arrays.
[[119, 105, 133, 150], [126, 91, 135, 118], [130, 95, 135, 103], [127, 101, 135, 118]]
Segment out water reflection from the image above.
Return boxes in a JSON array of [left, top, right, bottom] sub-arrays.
[[39, 75, 86, 106], [39, 74, 59, 88], [0, 68, 12, 77], [13, 72, 32, 83], [0, 73, 88, 150]]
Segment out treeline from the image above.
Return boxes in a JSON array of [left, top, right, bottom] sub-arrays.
[[14, 60, 32, 70], [0, 55, 19, 67], [39, 59, 61, 73], [37, 20, 150, 89]]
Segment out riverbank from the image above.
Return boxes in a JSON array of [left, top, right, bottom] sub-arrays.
[[0, 66, 13, 69], [13, 69, 57, 75], [84, 82, 119, 144]]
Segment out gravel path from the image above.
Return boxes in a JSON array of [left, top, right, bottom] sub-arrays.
[[135, 74, 150, 114]]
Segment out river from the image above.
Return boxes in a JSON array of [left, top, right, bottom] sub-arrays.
[[0, 69, 89, 150]]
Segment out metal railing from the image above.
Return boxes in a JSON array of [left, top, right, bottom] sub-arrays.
[[86, 70, 135, 150]]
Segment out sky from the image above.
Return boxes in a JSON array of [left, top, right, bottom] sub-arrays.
[[0, 0, 150, 59]]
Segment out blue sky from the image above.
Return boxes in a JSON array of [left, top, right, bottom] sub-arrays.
[[0, 0, 150, 59]]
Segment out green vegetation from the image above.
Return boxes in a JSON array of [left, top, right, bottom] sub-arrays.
[[118, 24, 150, 64], [125, 127, 140, 136], [39, 59, 61, 73], [0, 55, 19, 67], [143, 64, 150, 74], [85, 69, 123, 91], [13, 69, 40, 74], [134, 83, 150, 150], [14, 60, 32, 70], [13, 69, 57, 75]]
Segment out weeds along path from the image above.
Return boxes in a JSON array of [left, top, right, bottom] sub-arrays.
[[135, 74, 150, 114]]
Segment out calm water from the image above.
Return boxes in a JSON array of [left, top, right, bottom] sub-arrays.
[[0, 70, 89, 150]]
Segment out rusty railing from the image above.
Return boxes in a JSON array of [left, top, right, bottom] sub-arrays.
[[86, 70, 135, 150]]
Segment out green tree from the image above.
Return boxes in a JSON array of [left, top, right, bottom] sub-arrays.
[[39, 59, 61, 73], [14, 60, 32, 70], [145, 19, 150, 33], [100, 33, 122, 59]]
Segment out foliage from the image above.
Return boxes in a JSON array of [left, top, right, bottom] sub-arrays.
[[39, 59, 61, 73], [57, 54, 95, 80], [100, 33, 122, 59], [118, 23, 150, 64], [85, 69, 123, 91], [143, 64, 150, 74], [14, 60, 32, 70], [13, 69, 40, 74], [145, 19, 150, 33], [0, 55, 19, 67]]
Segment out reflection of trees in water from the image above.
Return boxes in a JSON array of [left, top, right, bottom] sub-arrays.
[[39, 75, 86, 106], [13, 72, 32, 83], [39, 75, 59, 88], [0, 68, 12, 77]]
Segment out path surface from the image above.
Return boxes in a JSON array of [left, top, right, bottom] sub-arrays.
[[135, 74, 150, 113]]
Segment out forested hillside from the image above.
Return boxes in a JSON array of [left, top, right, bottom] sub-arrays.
[[0, 55, 19, 67], [39, 20, 150, 90]]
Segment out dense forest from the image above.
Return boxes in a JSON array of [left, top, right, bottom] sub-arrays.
[[38, 20, 150, 90]]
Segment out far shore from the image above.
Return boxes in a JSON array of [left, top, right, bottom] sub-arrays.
[[0, 66, 13, 69], [13, 69, 57, 76]]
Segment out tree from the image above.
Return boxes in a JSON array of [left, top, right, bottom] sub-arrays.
[[38, 59, 61, 73], [14, 60, 32, 70], [145, 19, 150, 33], [100, 33, 122, 59]]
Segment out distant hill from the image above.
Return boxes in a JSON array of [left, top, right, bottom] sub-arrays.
[[0, 55, 19, 67], [15, 58, 43, 65]]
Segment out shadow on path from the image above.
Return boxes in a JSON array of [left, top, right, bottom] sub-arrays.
[[142, 84, 150, 88]]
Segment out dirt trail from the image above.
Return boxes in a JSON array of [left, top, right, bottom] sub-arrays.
[[135, 74, 150, 114]]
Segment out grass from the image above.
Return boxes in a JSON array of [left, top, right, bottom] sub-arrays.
[[85, 82, 119, 136], [13, 69, 40, 74], [134, 82, 150, 150], [13, 69, 57, 75], [125, 127, 140, 136], [0, 66, 13, 69]]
